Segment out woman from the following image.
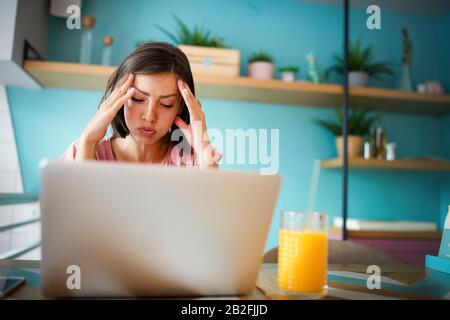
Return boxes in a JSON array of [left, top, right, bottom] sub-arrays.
[[62, 42, 221, 168]]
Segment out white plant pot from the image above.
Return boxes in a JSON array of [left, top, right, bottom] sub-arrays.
[[248, 61, 274, 80], [348, 71, 369, 87], [281, 71, 296, 82]]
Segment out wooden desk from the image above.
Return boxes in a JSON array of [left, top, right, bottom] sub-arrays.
[[0, 260, 447, 300]]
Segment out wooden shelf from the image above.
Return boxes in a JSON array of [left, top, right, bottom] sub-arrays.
[[24, 60, 450, 115], [24, 60, 114, 92], [321, 158, 450, 171], [329, 227, 442, 240]]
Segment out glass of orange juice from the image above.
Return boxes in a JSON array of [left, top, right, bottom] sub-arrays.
[[278, 211, 328, 299]]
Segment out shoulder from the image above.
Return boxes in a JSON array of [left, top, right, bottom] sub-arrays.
[[60, 136, 115, 161]]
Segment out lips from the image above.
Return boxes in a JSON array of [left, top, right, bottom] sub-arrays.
[[137, 127, 156, 137]]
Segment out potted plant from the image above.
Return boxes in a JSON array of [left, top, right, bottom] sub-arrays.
[[248, 51, 274, 80], [156, 15, 240, 77], [315, 108, 378, 158], [279, 66, 299, 82], [326, 38, 392, 87]]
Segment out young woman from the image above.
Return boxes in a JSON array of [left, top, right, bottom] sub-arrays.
[[62, 42, 221, 168]]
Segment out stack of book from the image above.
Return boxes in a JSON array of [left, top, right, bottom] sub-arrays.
[[333, 217, 437, 232]]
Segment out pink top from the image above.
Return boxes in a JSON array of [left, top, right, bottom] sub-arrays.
[[61, 136, 222, 167]]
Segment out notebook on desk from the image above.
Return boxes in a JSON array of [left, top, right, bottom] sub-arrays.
[[39, 160, 281, 298]]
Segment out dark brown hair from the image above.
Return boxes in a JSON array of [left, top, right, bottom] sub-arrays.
[[101, 42, 194, 138]]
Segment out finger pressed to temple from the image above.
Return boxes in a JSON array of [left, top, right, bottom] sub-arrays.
[[174, 116, 188, 129]]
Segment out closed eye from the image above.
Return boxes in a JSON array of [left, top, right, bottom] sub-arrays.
[[160, 103, 173, 108], [131, 97, 145, 103]]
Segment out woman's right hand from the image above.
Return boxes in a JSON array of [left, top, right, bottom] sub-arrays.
[[81, 73, 135, 144], [76, 73, 135, 160]]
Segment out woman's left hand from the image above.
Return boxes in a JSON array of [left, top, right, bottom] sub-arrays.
[[174, 79, 219, 168]]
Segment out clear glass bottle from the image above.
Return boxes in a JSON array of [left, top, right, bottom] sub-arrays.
[[370, 127, 377, 158], [101, 36, 113, 66], [376, 126, 386, 159], [80, 16, 95, 64]]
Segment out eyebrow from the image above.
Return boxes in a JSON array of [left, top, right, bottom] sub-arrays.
[[133, 86, 178, 98]]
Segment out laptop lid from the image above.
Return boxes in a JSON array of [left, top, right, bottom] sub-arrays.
[[40, 161, 281, 298]]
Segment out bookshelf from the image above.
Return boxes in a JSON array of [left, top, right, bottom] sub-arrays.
[[24, 60, 450, 116], [321, 158, 450, 171]]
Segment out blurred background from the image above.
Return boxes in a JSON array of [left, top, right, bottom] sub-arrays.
[[0, 0, 449, 264]]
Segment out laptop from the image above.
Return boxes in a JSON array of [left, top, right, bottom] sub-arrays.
[[39, 160, 281, 298]]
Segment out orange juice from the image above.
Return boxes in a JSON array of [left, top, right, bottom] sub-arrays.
[[278, 230, 328, 294]]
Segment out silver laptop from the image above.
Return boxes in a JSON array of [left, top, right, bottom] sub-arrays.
[[39, 160, 281, 298]]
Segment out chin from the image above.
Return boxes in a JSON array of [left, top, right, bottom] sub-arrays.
[[131, 133, 157, 144], [132, 131, 168, 145]]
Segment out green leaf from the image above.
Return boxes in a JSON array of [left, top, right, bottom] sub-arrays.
[[326, 36, 393, 80], [155, 14, 227, 48], [314, 107, 378, 136], [314, 119, 342, 136], [249, 51, 274, 63]]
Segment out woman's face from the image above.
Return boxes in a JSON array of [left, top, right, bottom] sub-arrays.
[[124, 72, 182, 145]]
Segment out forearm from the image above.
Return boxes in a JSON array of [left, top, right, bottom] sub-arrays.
[[75, 134, 98, 161]]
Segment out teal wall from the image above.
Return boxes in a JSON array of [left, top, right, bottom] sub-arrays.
[[442, 113, 450, 224], [438, 11, 450, 92], [7, 0, 450, 251], [439, 12, 450, 224]]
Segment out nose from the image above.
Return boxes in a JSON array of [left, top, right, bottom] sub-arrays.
[[142, 100, 157, 123]]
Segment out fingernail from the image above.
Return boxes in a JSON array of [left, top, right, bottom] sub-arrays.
[[183, 89, 188, 95]]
